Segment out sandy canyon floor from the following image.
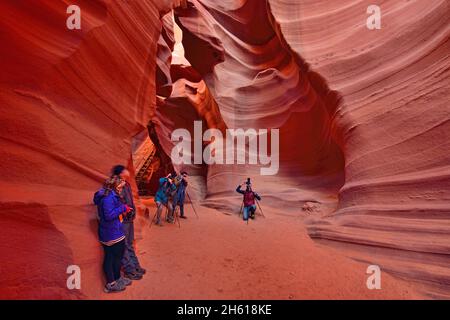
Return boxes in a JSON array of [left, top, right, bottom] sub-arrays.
[[97, 199, 424, 300]]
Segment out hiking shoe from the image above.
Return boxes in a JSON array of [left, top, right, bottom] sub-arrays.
[[136, 267, 146, 275], [117, 277, 132, 287], [125, 271, 143, 280], [180, 215, 187, 219], [104, 281, 125, 293]]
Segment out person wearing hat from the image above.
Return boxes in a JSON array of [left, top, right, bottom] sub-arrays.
[[111, 165, 146, 280], [236, 178, 261, 221]]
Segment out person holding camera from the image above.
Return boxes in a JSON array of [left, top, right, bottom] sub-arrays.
[[111, 165, 146, 281], [94, 176, 133, 293], [154, 172, 177, 226], [236, 178, 261, 221], [171, 171, 189, 220]]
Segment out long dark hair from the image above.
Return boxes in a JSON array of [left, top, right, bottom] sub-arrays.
[[103, 176, 124, 197]]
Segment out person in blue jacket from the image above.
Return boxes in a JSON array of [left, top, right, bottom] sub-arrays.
[[171, 171, 189, 219], [94, 176, 133, 293], [154, 173, 176, 226]]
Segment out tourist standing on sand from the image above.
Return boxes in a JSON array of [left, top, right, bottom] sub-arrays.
[[171, 171, 189, 220], [154, 173, 176, 226], [236, 178, 261, 221], [94, 176, 133, 293], [111, 165, 146, 281]]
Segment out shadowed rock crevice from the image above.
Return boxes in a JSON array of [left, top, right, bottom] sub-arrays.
[[172, 0, 345, 204], [266, 0, 450, 297]]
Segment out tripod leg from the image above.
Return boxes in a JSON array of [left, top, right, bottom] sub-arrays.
[[174, 205, 181, 228], [149, 211, 157, 228], [149, 205, 159, 228], [186, 192, 199, 219], [256, 200, 265, 218]]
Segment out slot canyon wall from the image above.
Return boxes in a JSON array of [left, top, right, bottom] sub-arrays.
[[0, 0, 186, 298], [0, 0, 449, 299], [170, 0, 450, 297], [267, 0, 450, 297]]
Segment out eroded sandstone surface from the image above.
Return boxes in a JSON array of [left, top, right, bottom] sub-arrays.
[[0, 0, 448, 298]]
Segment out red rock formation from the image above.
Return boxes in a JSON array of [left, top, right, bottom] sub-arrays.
[[269, 0, 450, 297], [0, 0, 448, 299], [157, 13, 176, 98], [0, 0, 174, 299], [154, 65, 229, 200], [174, 0, 345, 203], [174, 0, 450, 297]]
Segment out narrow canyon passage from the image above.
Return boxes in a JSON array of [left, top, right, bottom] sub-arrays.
[[1, 0, 448, 300], [99, 201, 422, 300]]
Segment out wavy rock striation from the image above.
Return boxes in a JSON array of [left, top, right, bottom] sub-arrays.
[[173, 0, 450, 297], [0, 0, 448, 299], [269, 0, 450, 297], [0, 0, 175, 298], [174, 0, 345, 207]]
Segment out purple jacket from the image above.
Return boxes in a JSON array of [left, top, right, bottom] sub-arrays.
[[94, 189, 126, 243]]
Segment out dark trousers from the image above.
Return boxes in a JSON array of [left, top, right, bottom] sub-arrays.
[[178, 203, 185, 217], [173, 197, 185, 217], [121, 222, 141, 273], [102, 240, 125, 284], [156, 201, 172, 224], [174, 203, 185, 217]]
